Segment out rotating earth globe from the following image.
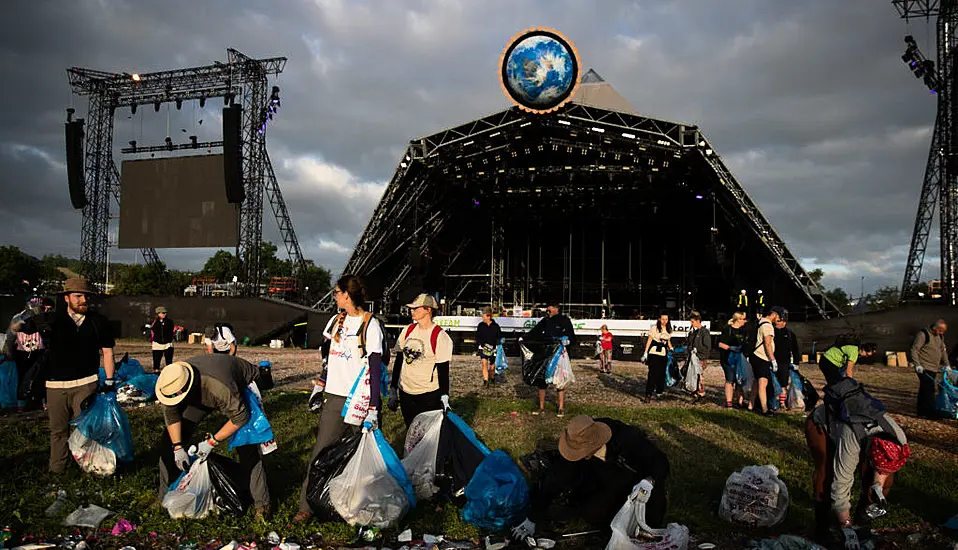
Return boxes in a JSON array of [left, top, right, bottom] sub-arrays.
[[501, 29, 579, 112]]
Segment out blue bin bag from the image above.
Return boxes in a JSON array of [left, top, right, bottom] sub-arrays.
[[495, 341, 509, 374], [118, 373, 159, 399], [446, 410, 492, 456], [935, 369, 958, 419], [229, 387, 275, 450], [373, 428, 416, 509], [0, 358, 18, 409], [768, 372, 783, 411], [544, 343, 565, 381], [731, 351, 750, 387], [70, 392, 134, 463], [462, 450, 530, 531]]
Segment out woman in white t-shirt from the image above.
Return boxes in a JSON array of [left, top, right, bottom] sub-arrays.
[[295, 275, 384, 523]]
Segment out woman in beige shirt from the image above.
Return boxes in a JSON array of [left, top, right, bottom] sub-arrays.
[[642, 313, 673, 399]]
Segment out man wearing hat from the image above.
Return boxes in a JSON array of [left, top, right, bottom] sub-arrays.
[[16, 277, 117, 473], [155, 354, 271, 519], [523, 301, 577, 417], [387, 293, 455, 426], [512, 415, 670, 540], [150, 306, 175, 374]]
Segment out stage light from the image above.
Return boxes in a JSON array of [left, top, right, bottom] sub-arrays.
[[153, 100, 161, 112], [165, 136, 173, 150], [622, 132, 636, 139], [695, 195, 704, 199], [128, 140, 136, 152], [175, 98, 183, 110], [558, 119, 571, 126], [131, 73, 141, 82], [199, 96, 206, 108], [591, 127, 605, 133], [400, 162, 407, 168], [66, 107, 75, 123], [190, 135, 198, 148], [130, 102, 137, 114], [705, 148, 713, 155]]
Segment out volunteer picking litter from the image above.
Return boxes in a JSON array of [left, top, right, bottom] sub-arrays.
[[155, 354, 272, 521]]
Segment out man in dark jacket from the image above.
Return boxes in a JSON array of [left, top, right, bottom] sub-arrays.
[[512, 416, 670, 540], [523, 302, 577, 416], [155, 354, 270, 519], [770, 312, 801, 409], [150, 306, 175, 373], [18, 277, 117, 473], [476, 308, 502, 387]]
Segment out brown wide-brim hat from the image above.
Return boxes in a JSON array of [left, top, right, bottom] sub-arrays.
[[62, 277, 95, 295], [559, 415, 612, 462], [155, 362, 195, 406]]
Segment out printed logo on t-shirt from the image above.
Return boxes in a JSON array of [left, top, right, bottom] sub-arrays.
[[403, 338, 426, 365], [330, 323, 359, 363]]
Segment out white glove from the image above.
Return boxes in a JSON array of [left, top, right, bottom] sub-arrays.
[[631, 479, 654, 504], [191, 438, 216, 462], [173, 446, 190, 471], [914, 364, 924, 374], [842, 526, 860, 550], [770, 360, 778, 373], [641, 353, 648, 363], [511, 518, 535, 540], [441, 394, 450, 410], [560, 337, 570, 346], [364, 409, 379, 430]]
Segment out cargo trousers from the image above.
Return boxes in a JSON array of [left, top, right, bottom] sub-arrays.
[[46, 380, 98, 473]]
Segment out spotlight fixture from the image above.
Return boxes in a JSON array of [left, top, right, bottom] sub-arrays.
[[130, 102, 137, 115], [189, 135, 198, 149], [199, 96, 206, 108], [175, 98, 183, 110], [131, 73, 141, 82], [128, 140, 137, 152], [153, 100, 161, 112], [165, 136, 173, 150]]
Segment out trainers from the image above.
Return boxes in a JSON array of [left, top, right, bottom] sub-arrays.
[[556, 409, 565, 418], [532, 409, 544, 416]]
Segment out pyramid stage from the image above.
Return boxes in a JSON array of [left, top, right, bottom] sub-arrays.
[[338, 70, 841, 324]]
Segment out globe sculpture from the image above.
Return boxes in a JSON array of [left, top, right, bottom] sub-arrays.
[[501, 28, 580, 113]]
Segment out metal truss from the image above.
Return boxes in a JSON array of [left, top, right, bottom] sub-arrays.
[[337, 102, 839, 317], [68, 48, 298, 296], [490, 221, 505, 312], [893, 0, 958, 304]]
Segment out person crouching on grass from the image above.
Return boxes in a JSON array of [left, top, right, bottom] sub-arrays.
[[476, 307, 501, 387], [387, 293, 455, 426]]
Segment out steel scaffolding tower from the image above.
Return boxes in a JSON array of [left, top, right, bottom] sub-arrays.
[[67, 48, 306, 295], [894, 1, 958, 304]]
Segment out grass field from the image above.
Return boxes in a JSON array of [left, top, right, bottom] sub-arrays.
[[1, 347, 957, 549]]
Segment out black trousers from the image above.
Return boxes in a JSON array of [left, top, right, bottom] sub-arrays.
[[399, 388, 443, 427], [818, 356, 843, 385], [645, 354, 668, 396], [157, 406, 270, 509], [13, 350, 44, 409], [916, 370, 938, 418], [152, 347, 174, 372]]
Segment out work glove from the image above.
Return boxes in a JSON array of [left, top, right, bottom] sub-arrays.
[[441, 394, 450, 411], [913, 363, 923, 374], [770, 360, 778, 373], [842, 526, 860, 550], [173, 446, 191, 471], [641, 353, 648, 363], [308, 384, 325, 413], [631, 479, 654, 504], [191, 437, 217, 462], [100, 378, 117, 393], [387, 388, 399, 411], [511, 518, 535, 540], [363, 409, 378, 431], [560, 337, 570, 346]]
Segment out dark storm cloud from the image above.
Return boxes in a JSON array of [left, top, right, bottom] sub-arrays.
[[0, 0, 937, 293]]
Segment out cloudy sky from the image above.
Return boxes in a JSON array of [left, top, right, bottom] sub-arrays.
[[0, 0, 938, 295]]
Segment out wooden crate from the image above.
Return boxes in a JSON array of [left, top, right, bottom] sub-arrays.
[[886, 352, 898, 367], [188, 332, 205, 345], [801, 354, 809, 364], [897, 352, 908, 367]]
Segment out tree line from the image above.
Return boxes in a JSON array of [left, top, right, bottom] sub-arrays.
[[0, 244, 331, 302]]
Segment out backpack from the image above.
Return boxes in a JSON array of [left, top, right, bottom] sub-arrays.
[[331, 312, 391, 396], [215, 322, 235, 340], [403, 323, 443, 354], [745, 320, 771, 361], [822, 378, 900, 444]]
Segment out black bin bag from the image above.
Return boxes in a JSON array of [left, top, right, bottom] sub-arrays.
[[207, 454, 252, 517], [305, 431, 363, 519]]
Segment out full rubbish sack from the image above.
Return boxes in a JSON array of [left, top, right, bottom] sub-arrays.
[[936, 367, 958, 419], [99, 355, 144, 385], [606, 492, 688, 550], [664, 347, 685, 388], [207, 454, 252, 517], [0, 357, 18, 408], [436, 410, 492, 504], [682, 350, 703, 394], [521, 340, 558, 387], [163, 458, 214, 519], [495, 341, 509, 374], [402, 410, 444, 499], [546, 344, 575, 390], [462, 450, 530, 531], [306, 431, 364, 519], [719, 465, 789, 527], [69, 392, 134, 474], [69, 431, 117, 476], [786, 369, 806, 410], [117, 373, 159, 404], [229, 386, 275, 451], [327, 428, 415, 528]]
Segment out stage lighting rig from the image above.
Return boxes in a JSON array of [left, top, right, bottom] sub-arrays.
[[901, 35, 939, 92], [258, 86, 282, 134]]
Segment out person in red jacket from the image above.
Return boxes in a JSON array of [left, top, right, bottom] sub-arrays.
[[599, 325, 613, 373]]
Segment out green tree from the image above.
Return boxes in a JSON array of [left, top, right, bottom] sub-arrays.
[[113, 262, 169, 296], [824, 287, 853, 313], [0, 246, 65, 296], [865, 285, 900, 310], [260, 241, 293, 279], [201, 250, 240, 283], [301, 260, 332, 303], [808, 268, 825, 288]]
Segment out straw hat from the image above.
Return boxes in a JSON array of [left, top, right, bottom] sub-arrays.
[[558, 416, 612, 462], [155, 361, 195, 406]]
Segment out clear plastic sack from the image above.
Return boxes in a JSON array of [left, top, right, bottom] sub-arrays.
[[606, 494, 689, 550], [69, 430, 117, 476], [163, 458, 214, 519], [719, 465, 789, 527], [402, 410, 444, 499], [787, 370, 805, 411], [328, 429, 414, 528], [549, 348, 575, 390], [70, 392, 134, 464]]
